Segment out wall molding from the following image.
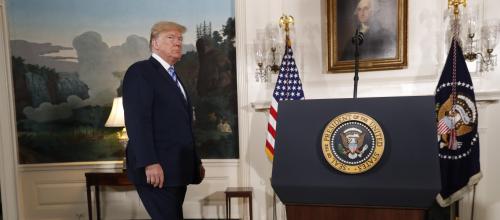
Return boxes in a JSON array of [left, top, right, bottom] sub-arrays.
[[476, 90, 500, 103], [18, 159, 239, 172], [235, 0, 250, 188], [18, 159, 240, 219], [0, 1, 21, 219], [251, 90, 500, 111]]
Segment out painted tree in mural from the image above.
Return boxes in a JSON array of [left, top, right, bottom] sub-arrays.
[[11, 54, 124, 163], [177, 17, 239, 158]]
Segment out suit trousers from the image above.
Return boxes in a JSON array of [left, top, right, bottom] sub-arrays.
[[135, 185, 187, 220]]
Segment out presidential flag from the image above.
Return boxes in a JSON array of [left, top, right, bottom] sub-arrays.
[[435, 39, 482, 207], [265, 44, 305, 161]]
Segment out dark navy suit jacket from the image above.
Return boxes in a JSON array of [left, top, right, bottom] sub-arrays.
[[123, 57, 201, 187]]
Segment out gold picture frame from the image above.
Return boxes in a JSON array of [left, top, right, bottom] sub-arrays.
[[327, 0, 407, 73]]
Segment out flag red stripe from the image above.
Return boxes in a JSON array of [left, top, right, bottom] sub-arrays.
[[437, 120, 450, 134], [266, 102, 278, 158], [269, 106, 278, 120], [268, 123, 276, 137], [438, 125, 447, 132], [266, 140, 275, 154]]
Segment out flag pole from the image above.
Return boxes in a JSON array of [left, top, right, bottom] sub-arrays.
[[279, 14, 294, 48], [266, 14, 296, 220], [273, 191, 277, 220], [448, 1, 466, 220], [471, 185, 477, 220]]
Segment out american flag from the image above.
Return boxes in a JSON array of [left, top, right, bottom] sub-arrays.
[[265, 45, 305, 161]]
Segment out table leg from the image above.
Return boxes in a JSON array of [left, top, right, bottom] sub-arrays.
[[86, 183, 92, 220], [95, 185, 101, 220], [225, 195, 230, 220], [249, 195, 253, 220], [228, 196, 231, 220]]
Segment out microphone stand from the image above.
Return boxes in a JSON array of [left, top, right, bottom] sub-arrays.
[[352, 28, 363, 99]]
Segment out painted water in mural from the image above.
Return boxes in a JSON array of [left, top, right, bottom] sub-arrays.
[[7, 0, 238, 163]]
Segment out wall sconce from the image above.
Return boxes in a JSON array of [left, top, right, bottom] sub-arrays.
[[255, 27, 282, 82], [462, 8, 498, 72], [105, 97, 128, 170]]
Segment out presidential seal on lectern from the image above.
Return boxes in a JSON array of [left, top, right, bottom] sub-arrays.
[[322, 112, 385, 174]]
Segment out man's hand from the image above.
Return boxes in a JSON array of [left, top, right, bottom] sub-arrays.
[[145, 163, 164, 188]]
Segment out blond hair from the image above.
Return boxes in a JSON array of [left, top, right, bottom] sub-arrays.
[[149, 21, 186, 49]]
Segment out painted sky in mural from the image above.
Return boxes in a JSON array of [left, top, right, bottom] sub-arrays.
[[9, 0, 233, 46], [8, 0, 234, 121]]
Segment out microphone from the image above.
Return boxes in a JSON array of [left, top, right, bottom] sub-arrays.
[[351, 28, 364, 45], [351, 25, 364, 99]]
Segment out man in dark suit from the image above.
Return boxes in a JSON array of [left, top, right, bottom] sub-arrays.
[[123, 21, 205, 220]]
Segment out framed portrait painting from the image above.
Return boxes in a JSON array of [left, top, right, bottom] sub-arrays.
[[327, 0, 407, 72]]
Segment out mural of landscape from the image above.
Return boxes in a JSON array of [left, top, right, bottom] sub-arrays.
[[7, 0, 238, 163]]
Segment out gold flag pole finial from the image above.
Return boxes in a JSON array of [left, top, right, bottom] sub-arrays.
[[279, 14, 294, 47], [448, 0, 466, 19], [448, 0, 466, 39]]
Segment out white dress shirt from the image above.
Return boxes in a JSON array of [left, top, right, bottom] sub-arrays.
[[152, 53, 187, 100]]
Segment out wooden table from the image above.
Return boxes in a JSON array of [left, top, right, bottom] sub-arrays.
[[85, 172, 132, 220], [225, 187, 253, 220]]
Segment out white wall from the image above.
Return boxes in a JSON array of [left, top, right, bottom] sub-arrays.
[[243, 0, 500, 220], [16, 160, 239, 220], [1, 0, 500, 219]]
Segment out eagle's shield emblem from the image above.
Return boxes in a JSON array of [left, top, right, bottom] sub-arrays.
[[340, 128, 368, 159], [322, 112, 385, 174]]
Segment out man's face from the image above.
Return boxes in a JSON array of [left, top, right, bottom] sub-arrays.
[[356, 0, 372, 24], [152, 30, 183, 64]]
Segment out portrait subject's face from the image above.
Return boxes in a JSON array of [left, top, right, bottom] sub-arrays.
[[153, 30, 184, 64], [356, 0, 373, 24]]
